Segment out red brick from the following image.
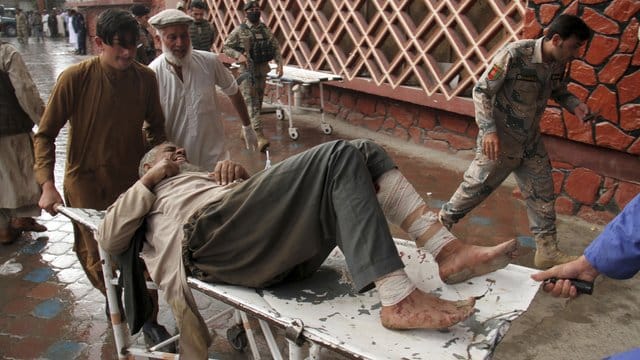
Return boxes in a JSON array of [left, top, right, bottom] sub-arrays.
[[567, 82, 590, 102], [531, 0, 555, 3], [540, 107, 565, 136], [382, 118, 397, 130], [555, 195, 576, 215], [562, 0, 578, 15], [564, 109, 594, 144], [614, 181, 640, 209], [417, 111, 437, 130], [339, 93, 356, 108], [523, 9, 542, 39], [585, 34, 619, 66], [551, 160, 574, 169], [582, 7, 621, 35], [598, 54, 632, 84], [392, 127, 409, 140], [594, 122, 635, 151], [578, 0, 609, 3], [569, 60, 597, 86], [596, 178, 617, 206], [408, 126, 423, 144], [438, 113, 469, 134], [587, 85, 618, 124], [617, 70, 640, 104], [576, 206, 616, 225], [346, 111, 365, 125], [565, 168, 602, 205], [355, 97, 377, 116], [619, 18, 639, 53], [324, 101, 340, 115], [628, 138, 640, 155], [604, 0, 640, 22], [552, 171, 565, 194], [540, 4, 561, 25], [620, 104, 640, 131], [466, 124, 479, 138], [388, 104, 414, 129], [633, 45, 640, 66]]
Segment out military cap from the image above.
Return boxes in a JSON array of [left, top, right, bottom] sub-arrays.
[[130, 4, 150, 17], [148, 9, 194, 28], [244, 1, 259, 11]]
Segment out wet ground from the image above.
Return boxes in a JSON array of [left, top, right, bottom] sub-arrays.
[[1, 36, 638, 359]]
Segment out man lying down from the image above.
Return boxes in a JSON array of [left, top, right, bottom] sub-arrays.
[[97, 139, 519, 358]]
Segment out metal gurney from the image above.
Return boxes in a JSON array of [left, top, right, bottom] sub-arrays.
[[266, 65, 343, 140], [57, 206, 541, 359]]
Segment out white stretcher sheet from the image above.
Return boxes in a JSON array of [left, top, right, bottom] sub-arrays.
[[190, 239, 541, 360]]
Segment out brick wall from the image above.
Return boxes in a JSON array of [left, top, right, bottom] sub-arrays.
[[282, 1, 639, 224]]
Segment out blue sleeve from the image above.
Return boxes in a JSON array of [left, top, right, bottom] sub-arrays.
[[604, 347, 640, 360], [584, 194, 640, 279]]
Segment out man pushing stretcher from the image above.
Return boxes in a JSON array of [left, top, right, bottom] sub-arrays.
[[97, 139, 519, 358]]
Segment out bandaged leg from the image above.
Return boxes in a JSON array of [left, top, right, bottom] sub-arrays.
[[376, 169, 453, 257], [376, 169, 519, 284], [377, 269, 476, 329]]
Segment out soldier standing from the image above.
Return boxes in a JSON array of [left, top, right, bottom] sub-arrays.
[[439, 15, 593, 269], [131, 4, 156, 64], [223, 0, 283, 152], [188, 1, 215, 51]]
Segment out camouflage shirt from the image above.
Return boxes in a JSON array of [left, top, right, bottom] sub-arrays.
[[189, 20, 215, 51], [473, 37, 580, 157], [223, 21, 282, 66]]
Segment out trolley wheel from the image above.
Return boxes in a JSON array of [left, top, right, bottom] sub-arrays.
[[288, 128, 299, 140], [226, 325, 248, 352], [321, 123, 333, 135], [276, 108, 285, 120]]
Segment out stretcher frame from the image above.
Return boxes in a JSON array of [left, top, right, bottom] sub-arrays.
[[266, 64, 343, 140], [56, 206, 541, 360]]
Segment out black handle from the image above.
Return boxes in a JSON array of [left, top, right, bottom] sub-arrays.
[[545, 277, 594, 295]]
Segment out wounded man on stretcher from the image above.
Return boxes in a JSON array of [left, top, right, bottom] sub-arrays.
[[97, 139, 519, 358]]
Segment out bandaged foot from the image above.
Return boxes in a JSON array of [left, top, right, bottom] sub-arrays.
[[380, 288, 475, 330], [436, 239, 519, 284]]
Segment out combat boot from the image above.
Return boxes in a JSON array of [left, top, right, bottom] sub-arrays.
[[534, 234, 578, 269], [256, 130, 270, 153]]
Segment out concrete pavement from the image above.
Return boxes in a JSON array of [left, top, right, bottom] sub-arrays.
[[0, 36, 638, 360]]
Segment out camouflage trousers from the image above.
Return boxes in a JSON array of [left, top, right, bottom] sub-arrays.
[[441, 150, 556, 237], [240, 65, 268, 131]]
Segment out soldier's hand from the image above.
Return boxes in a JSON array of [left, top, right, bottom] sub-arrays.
[[573, 103, 593, 123], [482, 132, 500, 161], [210, 160, 249, 186], [241, 125, 258, 151], [276, 63, 283, 77], [237, 54, 248, 64]]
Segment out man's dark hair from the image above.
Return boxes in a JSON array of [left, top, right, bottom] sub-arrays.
[[96, 9, 139, 47], [190, 1, 208, 10], [545, 15, 591, 42]]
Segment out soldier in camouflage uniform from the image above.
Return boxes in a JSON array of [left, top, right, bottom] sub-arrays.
[[439, 15, 593, 269], [223, 0, 283, 152], [188, 1, 215, 51], [131, 4, 156, 65]]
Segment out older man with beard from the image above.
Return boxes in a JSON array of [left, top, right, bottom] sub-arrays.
[[148, 9, 258, 171]]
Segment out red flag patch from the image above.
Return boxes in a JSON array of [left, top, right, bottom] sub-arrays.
[[487, 64, 504, 81]]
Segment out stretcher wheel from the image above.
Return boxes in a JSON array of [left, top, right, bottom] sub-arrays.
[[276, 108, 285, 120], [226, 325, 248, 351], [288, 128, 299, 140], [321, 123, 333, 135]]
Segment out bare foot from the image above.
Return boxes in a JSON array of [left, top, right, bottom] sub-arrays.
[[380, 289, 475, 329], [437, 239, 519, 284]]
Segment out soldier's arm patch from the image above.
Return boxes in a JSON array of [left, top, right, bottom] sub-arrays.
[[487, 64, 504, 81]]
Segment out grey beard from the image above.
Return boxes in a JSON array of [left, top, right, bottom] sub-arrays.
[[162, 43, 192, 66], [179, 162, 204, 173]]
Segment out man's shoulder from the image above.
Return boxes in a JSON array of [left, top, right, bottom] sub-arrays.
[[503, 39, 536, 58], [59, 56, 100, 78]]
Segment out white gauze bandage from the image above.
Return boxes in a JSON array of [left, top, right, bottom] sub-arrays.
[[376, 169, 453, 258], [374, 269, 416, 306]]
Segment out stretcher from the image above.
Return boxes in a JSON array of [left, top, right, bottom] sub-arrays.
[[266, 65, 343, 140], [56, 206, 541, 359]]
